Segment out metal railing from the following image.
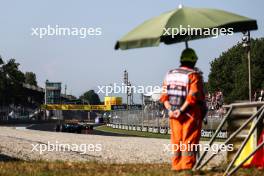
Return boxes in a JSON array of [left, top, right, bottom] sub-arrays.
[[193, 102, 264, 176], [110, 109, 166, 128], [109, 108, 225, 135]]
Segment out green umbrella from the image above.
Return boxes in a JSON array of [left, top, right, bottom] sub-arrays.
[[115, 6, 258, 50]]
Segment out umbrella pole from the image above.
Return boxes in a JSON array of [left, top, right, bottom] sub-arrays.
[[248, 31, 252, 102], [242, 31, 252, 101], [185, 41, 189, 48]]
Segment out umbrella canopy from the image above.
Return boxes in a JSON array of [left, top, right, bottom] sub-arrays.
[[115, 6, 258, 50]]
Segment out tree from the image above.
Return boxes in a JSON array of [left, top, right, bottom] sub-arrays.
[[0, 56, 3, 65], [25, 72, 37, 86], [0, 58, 25, 105], [203, 82, 209, 95], [0, 56, 4, 105], [80, 90, 101, 105], [208, 38, 264, 103]]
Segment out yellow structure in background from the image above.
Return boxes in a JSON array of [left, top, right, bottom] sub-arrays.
[[42, 97, 122, 111], [104, 96, 122, 106]]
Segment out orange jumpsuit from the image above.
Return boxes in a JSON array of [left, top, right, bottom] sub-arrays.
[[160, 66, 205, 171]]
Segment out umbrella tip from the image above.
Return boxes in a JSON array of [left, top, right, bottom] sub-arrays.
[[178, 4, 183, 9]]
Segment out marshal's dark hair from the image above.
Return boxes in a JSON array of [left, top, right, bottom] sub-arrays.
[[180, 61, 196, 68]]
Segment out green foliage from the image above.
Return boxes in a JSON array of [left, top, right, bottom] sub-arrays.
[[24, 72, 37, 86], [0, 56, 4, 103], [208, 38, 264, 103], [0, 56, 3, 65], [0, 58, 38, 106], [0, 58, 25, 105], [80, 90, 101, 105], [204, 82, 209, 94]]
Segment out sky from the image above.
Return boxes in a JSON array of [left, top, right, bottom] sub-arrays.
[[0, 0, 263, 102]]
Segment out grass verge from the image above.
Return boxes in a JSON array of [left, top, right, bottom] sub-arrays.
[[95, 125, 170, 139], [0, 161, 263, 176], [95, 125, 225, 142]]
